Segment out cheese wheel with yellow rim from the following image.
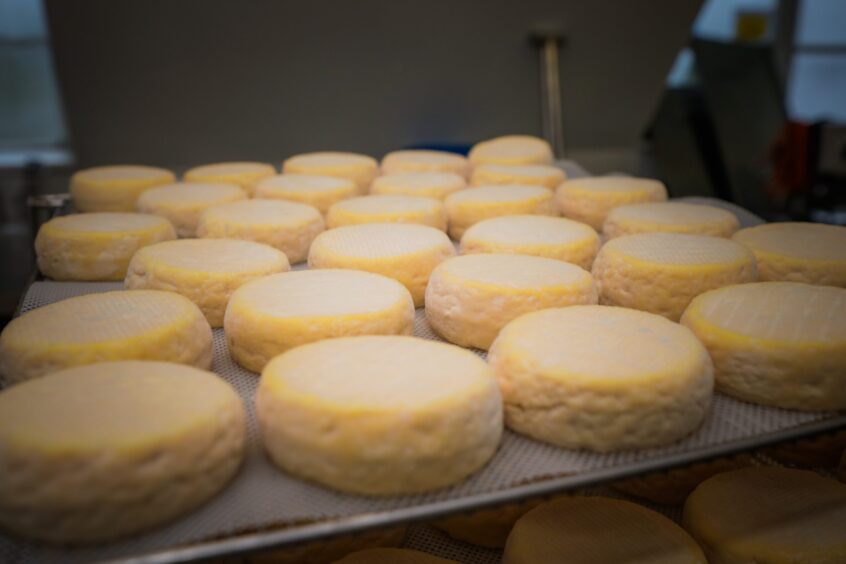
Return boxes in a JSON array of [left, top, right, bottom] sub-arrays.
[[556, 176, 667, 230], [326, 195, 447, 231], [254, 174, 358, 214], [468, 135, 553, 167], [370, 172, 466, 200], [184, 161, 275, 196], [471, 163, 565, 190], [71, 165, 175, 212], [381, 149, 469, 178], [135, 182, 247, 237], [283, 152, 378, 193], [445, 185, 557, 240], [604, 201, 740, 239]]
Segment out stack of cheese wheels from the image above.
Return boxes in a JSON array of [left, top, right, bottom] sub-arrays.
[[381, 149, 469, 178], [309, 223, 455, 307], [135, 182, 247, 237], [556, 176, 668, 230], [0, 290, 212, 384], [283, 151, 378, 194], [184, 162, 275, 196], [326, 195, 447, 231], [370, 172, 466, 200], [504, 497, 707, 564], [225, 270, 414, 373], [459, 215, 600, 269], [681, 282, 846, 410], [468, 135, 553, 167], [256, 336, 502, 494], [125, 239, 289, 327], [732, 222, 846, 286], [445, 185, 557, 240], [434, 498, 546, 549], [35, 212, 175, 281], [196, 199, 324, 263], [0, 361, 245, 544], [70, 165, 175, 212], [336, 548, 458, 564], [592, 232, 757, 321], [254, 174, 358, 214], [603, 201, 740, 239], [470, 164, 565, 190], [684, 467, 846, 563], [426, 254, 597, 350], [489, 306, 713, 451]]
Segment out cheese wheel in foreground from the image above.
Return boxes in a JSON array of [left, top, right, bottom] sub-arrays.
[[471, 163, 565, 190], [468, 135, 553, 167], [556, 176, 667, 230], [254, 174, 358, 214], [0, 289, 212, 385], [35, 212, 176, 281], [489, 306, 713, 451], [257, 336, 502, 494], [197, 199, 324, 263], [445, 185, 557, 240], [426, 254, 597, 350], [593, 232, 757, 321], [381, 149, 469, 178], [504, 497, 706, 564], [309, 223, 455, 307], [683, 467, 846, 563], [184, 161, 275, 196], [0, 361, 245, 544], [71, 165, 175, 212], [326, 195, 447, 231], [225, 270, 414, 373], [125, 239, 289, 327], [604, 201, 739, 239], [370, 172, 466, 200], [135, 182, 247, 237], [283, 151, 378, 193], [460, 215, 600, 269], [681, 282, 846, 410], [732, 222, 846, 287]]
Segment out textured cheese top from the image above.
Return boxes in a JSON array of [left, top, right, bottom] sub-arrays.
[[436, 253, 591, 289], [73, 165, 173, 183], [462, 215, 596, 246], [310, 223, 452, 259], [733, 222, 846, 261], [256, 173, 356, 194], [371, 172, 466, 199], [330, 195, 442, 215], [381, 150, 469, 176], [607, 202, 738, 229], [471, 163, 565, 185], [200, 199, 321, 226], [603, 232, 753, 266], [184, 162, 275, 178], [40, 212, 172, 234], [283, 152, 377, 172], [446, 185, 552, 205], [336, 548, 459, 564], [131, 239, 287, 274], [469, 135, 553, 166], [559, 176, 666, 195], [137, 182, 246, 208]]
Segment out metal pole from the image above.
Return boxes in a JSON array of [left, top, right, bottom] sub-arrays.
[[532, 32, 566, 158]]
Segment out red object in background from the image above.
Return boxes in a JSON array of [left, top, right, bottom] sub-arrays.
[[770, 121, 814, 200]]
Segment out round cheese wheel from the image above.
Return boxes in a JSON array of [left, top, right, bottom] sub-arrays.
[[468, 135, 553, 167], [504, 497, 706, 564], [681, 281, 846, 410], [308, 223, 455, 307], [70, 165, 175, 212], [326, 195, 447, 231], [370, 172, 466, 200], [683, 467, 846, 563], [381, 149, 469, 178], [283, 152, 378, 193], [125, 239, 290, 327], [256, 336, 502, 494], [225, 270, 414, 373], [471, 164, 565, 190], [135, 182, 247, 237], [335, 548, 458, 564], [196, 199, 324, 264], [592, 232, 757, 321], [488, 306, 713, 451], [445, 185, 557, 240], [426, 254, 597, 350], [434, 498, 545, 549], [459, 215, 600, 269], [604, 201, 740, 239], [35, 212, 176, 281], [556, 177, 667, 230], [254, 174, 358, 214], [0, 361, 245, 544], [732, 222, 846, 287], [184, 161, 275, 196], [0, 290, 212, 385]]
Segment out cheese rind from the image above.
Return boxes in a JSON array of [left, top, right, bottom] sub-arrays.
[[35, 213, 176, 281], [224, 270, 414, 373], [184, 162, 275, 196], [470, 164, 565, 190], [257, 336, 502, 495], [381, 149, 469, 178], [125, 239, 290, 327], [0, 361, 245, 544], [0, 290, 212, 384], [370, 172, 466, 200], [460, 214, 600, 269], [732, 222, 846, 287], [254, 174, 358, 214], [335, 548, 458, 564], [70, 165, 175, 212], [681, 282, 846, 410], [426, 254, 597, 350], [488, 306, 713, 451], [556, 177, 667, 230], [326, 195, 447, 231], [468, 135, 553, 167], [592, 232, 757, 321], [196, 199, 324, 263], [135, 182, 247, 237], [445, 185, 557, 240], [604, 202, 740, 239], [282, 152, 378, 193]]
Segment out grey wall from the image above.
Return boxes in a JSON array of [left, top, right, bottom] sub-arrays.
[[45, 0, 701, 170]]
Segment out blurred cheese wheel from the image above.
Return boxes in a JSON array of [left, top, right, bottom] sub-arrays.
[[370, 172, 466, 200], [604, 201, 739, 239], [469, 135, 553, 167], [471, 164, 565, 190], [184, 162, 275, 196], [381, 149, 469, 178], [254, 174, 357, 214], [326, 195, 447, 231], [71, 165, 175, 212], [556, 176, 667, 230], [445, 185, 557, 240], [283, 152, 378, 193], [136, 182, 247, 237]]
